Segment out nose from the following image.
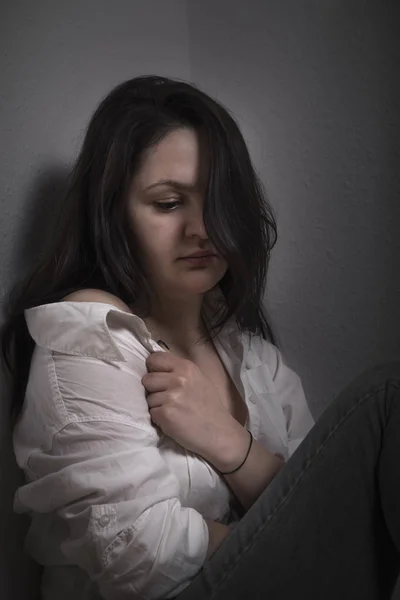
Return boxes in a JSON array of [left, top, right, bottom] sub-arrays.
[[185, 203, 208, 239]]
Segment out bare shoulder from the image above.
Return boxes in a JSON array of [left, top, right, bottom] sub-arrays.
[[61, 289, 132, 313]]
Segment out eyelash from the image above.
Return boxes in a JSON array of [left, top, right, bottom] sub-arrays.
[[155, 201, 182, 211]]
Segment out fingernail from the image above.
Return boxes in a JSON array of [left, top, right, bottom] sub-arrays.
[[157, 340, 170, 350]]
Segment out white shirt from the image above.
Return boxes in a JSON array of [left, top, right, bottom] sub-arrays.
[[13, 301, 315, 600]]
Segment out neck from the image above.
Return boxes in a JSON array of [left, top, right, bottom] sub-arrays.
[[132, 295, 212, 356]]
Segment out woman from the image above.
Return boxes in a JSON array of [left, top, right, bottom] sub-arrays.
[[1, 75, 399, 600]]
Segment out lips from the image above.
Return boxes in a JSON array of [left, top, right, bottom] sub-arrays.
[[184, 252, 215, 258]]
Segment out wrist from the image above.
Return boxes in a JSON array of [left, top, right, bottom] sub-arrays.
[[209, 425, 252, 473]]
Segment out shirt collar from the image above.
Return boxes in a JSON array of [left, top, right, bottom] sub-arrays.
[[24, 299, 241, 362]]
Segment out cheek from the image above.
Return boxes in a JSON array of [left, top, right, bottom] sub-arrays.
[[140, 231, 177, 265], [130, 209, 182, 261]]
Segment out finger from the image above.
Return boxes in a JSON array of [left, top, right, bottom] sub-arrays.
[[146, 351, 174, 372], [148, 404, 164, 426], [146, 392, 165, 410], [141, 372, 170, 392]]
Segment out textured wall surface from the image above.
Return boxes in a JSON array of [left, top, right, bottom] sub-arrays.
[[0, 2, 190, 598], [1, 0, 399, 598], [188, 0, 400, 418]]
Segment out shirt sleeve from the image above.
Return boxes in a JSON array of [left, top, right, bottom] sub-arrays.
[[14, 313, 209, 600], [258, 340, 316, 458], [272, 346, 315, 457]]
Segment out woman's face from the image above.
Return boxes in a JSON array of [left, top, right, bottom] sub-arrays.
[[128, 127, 228, 303]]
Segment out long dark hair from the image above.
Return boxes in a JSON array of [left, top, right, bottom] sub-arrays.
[[0, 74, 280, 427]]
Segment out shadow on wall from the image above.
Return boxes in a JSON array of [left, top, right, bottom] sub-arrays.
[[1, 167, 70, 600], [1, 370, 42, 600], [12, 166, 71, 281]]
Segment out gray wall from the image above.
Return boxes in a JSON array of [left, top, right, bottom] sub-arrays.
[[189, 0, 400, 417], [1, 1, 399, 598]]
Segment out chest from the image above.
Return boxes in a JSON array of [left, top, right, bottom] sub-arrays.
[[142, 316, 249, 429], [191, 344, 249, 428]]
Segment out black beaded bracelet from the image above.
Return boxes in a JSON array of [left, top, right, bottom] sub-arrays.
[[219, 429, 253, 475]]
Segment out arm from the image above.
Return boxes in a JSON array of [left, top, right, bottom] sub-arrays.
[[211, 427, 285, 512], [15, 309, 211, 600], [204, 519, 233, 558], [207, 342, 313, 513]]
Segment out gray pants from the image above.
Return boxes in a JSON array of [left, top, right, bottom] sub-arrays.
[[176, 360, 400, 600]]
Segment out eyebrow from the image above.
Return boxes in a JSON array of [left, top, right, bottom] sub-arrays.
[[144, 179, 201, 192]]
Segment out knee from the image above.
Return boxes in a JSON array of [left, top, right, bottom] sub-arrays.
[[359, 360, 400, 383], [345, 359, 400, 399]]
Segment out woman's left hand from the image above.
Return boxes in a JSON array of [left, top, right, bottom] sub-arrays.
[[141, 349, 242, 463]]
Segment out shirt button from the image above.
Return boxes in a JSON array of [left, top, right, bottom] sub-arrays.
[[99, 514, 111, 527]]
